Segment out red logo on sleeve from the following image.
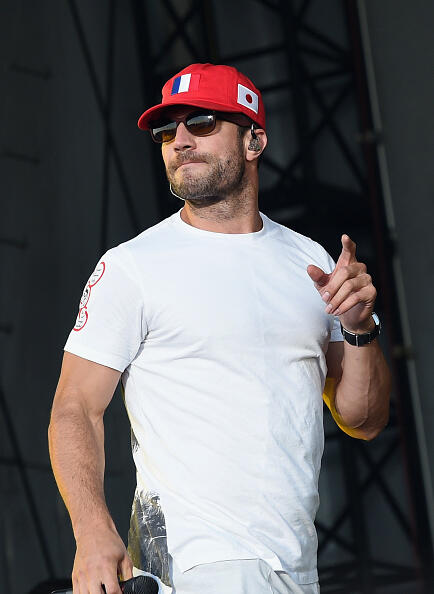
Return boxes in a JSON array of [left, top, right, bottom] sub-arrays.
[[73, 261, 105, 331]]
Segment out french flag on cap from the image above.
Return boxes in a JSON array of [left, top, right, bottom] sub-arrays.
[[171, 73, 200, 95]]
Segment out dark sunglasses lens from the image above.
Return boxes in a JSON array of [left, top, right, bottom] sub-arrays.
[[150, 112, 215, 142], [186, 113, 216, 136], [151, 121, 177, 143]]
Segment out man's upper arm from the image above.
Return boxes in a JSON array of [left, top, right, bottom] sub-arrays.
[[325, 340, 344, 382], [52, 352, 121, 419]]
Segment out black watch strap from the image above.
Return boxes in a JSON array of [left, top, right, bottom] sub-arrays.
[[340, 312, 381, 346]]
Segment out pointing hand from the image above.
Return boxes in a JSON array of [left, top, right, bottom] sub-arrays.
[[307, 234, 377, 333]]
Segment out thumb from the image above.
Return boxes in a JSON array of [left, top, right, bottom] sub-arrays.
[[307, 264, 330, 288]]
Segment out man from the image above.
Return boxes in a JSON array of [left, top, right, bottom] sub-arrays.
[[48, 63, 391, 594]]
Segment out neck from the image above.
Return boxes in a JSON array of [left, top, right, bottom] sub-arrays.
[[179, 182, 261, 234]]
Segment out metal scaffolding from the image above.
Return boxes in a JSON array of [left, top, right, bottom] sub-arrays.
[[127, 0, 434, 592], [2, 0, 432, 591]]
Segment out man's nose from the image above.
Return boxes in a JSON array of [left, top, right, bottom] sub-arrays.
[[173, 122, 196, 150]]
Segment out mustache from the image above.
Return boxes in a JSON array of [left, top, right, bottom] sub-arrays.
[[170, 152, 210, 170]]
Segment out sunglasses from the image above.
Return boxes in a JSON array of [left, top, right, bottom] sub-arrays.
[[150, 110, 255, 143], [150, 111, 220, 143]]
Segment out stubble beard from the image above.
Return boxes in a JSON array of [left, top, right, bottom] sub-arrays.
[[166, 145, 247, 204]]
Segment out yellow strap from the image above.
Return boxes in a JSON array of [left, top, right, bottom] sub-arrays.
[[322, 377, 368, 440]]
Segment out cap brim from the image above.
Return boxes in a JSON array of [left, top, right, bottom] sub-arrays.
[[138, 98, 263, 130]]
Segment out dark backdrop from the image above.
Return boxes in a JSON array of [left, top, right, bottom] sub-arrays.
[[0, 1, 433, 592]]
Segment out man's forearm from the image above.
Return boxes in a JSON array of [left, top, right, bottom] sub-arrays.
[[334, 340, 391, 439], [48, 399, 115, 539]]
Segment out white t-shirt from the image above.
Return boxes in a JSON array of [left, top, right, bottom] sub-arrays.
[[64, 207, 343, 586]]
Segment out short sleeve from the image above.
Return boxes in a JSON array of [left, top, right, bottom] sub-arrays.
[[313, 242, 344, 343], [64, 246, 146, 372]]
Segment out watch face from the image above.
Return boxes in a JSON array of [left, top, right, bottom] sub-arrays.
[[372, 312, 380, 326]]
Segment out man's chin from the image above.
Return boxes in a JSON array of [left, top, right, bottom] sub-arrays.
[[180, 190, 222, 202], [172, 184, 223, 204], [186, 196, 224, 207]]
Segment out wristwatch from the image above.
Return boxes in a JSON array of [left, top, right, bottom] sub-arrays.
[[340, 312, 381, 347]]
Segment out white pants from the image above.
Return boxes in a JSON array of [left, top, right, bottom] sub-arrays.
[[133, 556, 320, 594]]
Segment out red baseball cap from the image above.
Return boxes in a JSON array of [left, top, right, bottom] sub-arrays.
[[138, 63, 266, 131]]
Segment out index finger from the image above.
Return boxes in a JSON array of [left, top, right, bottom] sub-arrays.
[[336, 234, 357, 268]]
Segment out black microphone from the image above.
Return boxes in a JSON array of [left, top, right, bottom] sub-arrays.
[[51, 574, 160, 594], [120, 575, 159, 593]]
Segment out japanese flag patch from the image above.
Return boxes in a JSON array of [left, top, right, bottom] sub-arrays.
[[237, 84, 258, 114]]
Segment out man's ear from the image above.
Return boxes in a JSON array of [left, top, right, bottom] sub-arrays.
[[245, 128, 267, 162]]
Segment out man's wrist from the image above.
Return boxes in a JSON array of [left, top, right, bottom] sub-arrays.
[[340, 313, 381, 346], [73, 508, 117, 541], [341, 317, 376, 335]]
